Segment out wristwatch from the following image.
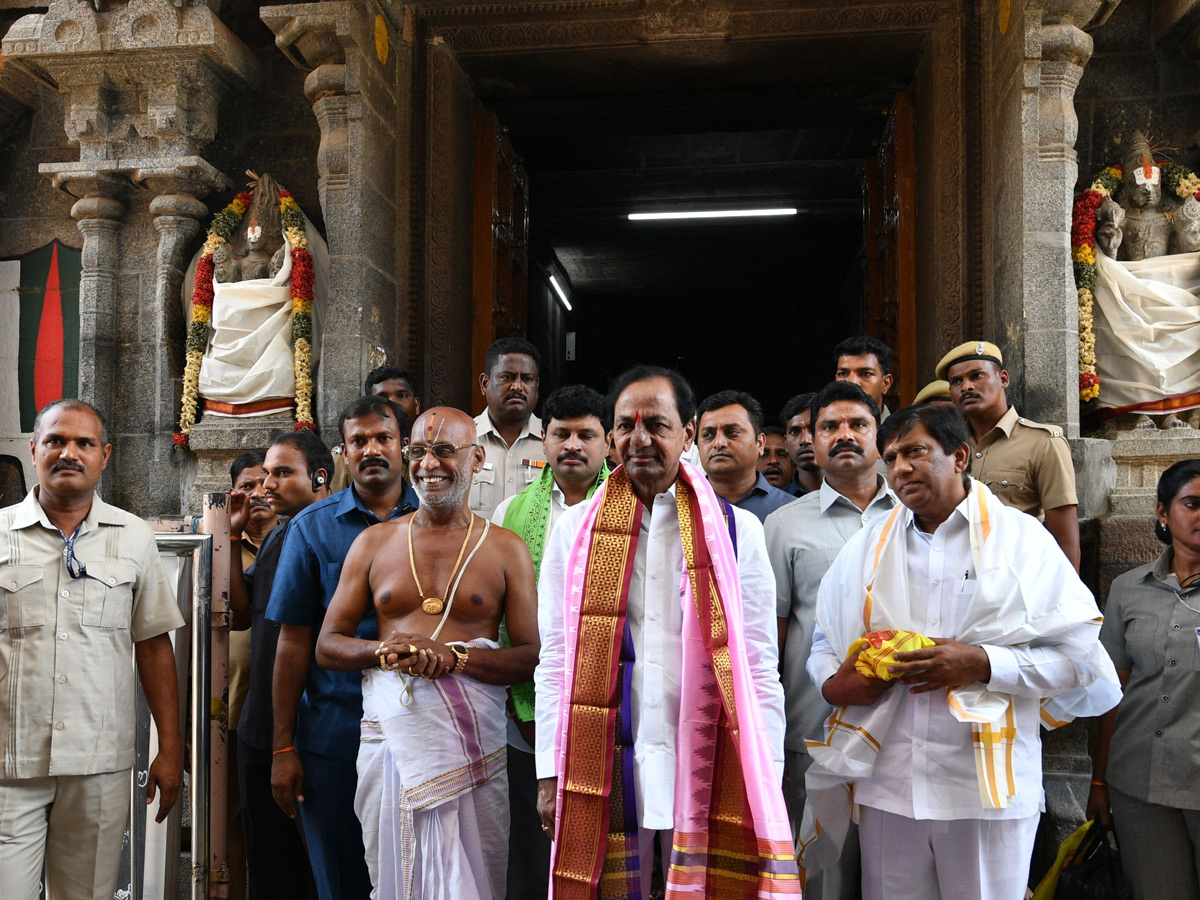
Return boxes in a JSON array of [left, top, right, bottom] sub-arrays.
[[449, 643, 469, 675]]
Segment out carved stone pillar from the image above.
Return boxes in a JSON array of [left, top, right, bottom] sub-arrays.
[[1020, 2, 1114, 438], [262, 2, 400, 445], [69, 190, 126, 415]]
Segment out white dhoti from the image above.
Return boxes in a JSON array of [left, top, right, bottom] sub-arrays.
[[356, 641, 509, 900], [1093, 247, 1200, 413]]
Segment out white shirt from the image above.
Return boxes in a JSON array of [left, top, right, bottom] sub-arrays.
[[470, 411, 546, 519], [807, 499, 1091, 821], [535, 484, 785, 831]]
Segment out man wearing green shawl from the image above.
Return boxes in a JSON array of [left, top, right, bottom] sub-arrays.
[[491, 384, 610, 900]]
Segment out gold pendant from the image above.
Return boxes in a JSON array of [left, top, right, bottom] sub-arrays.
[[421, 597, 445, 615]]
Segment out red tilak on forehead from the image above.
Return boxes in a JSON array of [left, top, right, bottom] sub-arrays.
[[426, 412, 435, 442], [635, 412, 642, 426]]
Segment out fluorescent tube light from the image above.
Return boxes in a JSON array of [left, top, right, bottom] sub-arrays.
[[549, 275, 573, 311], [628, 208, 798, 221]]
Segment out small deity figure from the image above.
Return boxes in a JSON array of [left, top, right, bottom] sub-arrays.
[[1117, 132, 1171, 261], [1096, 196, 1125, 258], [1171, 195, 1200, 253], [213, 173, 288, 283]]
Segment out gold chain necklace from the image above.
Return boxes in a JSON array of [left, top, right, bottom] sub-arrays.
[[408, 515, 475, 615]]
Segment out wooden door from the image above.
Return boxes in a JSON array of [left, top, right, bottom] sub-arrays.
[[471, 108, 530, 414], [862, 91, 917, 406]]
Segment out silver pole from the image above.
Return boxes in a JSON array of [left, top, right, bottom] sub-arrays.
[[191, 534, 212, 900]]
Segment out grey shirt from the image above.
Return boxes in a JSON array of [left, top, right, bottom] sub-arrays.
[[1101, 547, 1200, 810], [723, 472, 797, 523], [765, 477, 897, 752]]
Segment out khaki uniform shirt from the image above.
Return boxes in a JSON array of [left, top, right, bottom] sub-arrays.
[[1100, 548, 1200, 809], [469, 411, 546, 519], [0, 488, 184, 778], [970, 406, 1077, 516]]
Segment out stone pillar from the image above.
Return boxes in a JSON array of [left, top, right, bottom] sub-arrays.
[[1021, 6, 1103, 438], [69, 190, 126, 415], [262, 2, 400, 446]]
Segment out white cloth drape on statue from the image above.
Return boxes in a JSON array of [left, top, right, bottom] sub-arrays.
[[181, 217, 328, 416], [1092, 247, 1200, 411]]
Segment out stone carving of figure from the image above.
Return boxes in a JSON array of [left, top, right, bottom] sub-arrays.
[[213, 173, 288, 283], [1096, 196, 1125, 258], [1117, 131, 1172, 261], [1171, 195, 1200, 253]]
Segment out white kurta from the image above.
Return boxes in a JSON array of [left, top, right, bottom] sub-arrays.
[[1092, 246, 1200, 410], [534, 484, 785, 831]]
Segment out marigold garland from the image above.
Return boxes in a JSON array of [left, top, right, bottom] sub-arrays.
[[1071, 158, 1200, 404], [176, 188, 318, 446]]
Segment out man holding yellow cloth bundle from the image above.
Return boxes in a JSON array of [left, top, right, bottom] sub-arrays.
[[799, 403, 1120, 900]]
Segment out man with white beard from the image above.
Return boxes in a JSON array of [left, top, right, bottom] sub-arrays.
[[317, 407, 539, 900]]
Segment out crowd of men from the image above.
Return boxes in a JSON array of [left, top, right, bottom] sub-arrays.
[[0, 333, 1124, 900]]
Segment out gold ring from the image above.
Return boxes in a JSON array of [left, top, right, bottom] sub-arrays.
[[407, 644, 418, 655]]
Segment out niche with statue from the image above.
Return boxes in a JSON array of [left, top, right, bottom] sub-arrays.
[[1074, 132, 1200, 429]]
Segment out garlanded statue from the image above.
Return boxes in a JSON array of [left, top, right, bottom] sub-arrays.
[[1072, 133, 1200, 430], [1116, 133, 1171, 261], [175, 172, 329, 446]]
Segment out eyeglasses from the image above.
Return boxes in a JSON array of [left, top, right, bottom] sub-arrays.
[[401, 442, 477, 462]]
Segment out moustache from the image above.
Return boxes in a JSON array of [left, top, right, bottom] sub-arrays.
[[249, 497, 271, 509], [557, 451, 587, 464], [764, 462, 784, 472], [506, 392, 526, 403], [960, 392, 981, 401], [831, 441, 864, 456], [358, 456, 389, 471], [52, 460, 84, 473]]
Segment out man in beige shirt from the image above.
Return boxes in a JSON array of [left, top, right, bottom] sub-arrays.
[[938, 340, 1080, 571], [0, 399, 184, 900], [470, 337, 546, 518]]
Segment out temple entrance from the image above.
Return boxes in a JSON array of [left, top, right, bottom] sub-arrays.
[[406, 4, 975, 412]]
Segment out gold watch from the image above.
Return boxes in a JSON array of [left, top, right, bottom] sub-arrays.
[[449, 643, 469, 675]]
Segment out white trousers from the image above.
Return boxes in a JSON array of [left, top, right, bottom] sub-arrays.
[[0, 770, 131, 900], [859, 805, 1039, 900]]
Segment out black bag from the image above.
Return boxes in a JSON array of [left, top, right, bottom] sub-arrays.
[[1055, 822, 1132, 900]]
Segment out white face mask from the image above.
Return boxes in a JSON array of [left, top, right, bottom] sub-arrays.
[[247, 225, 263, 242], [1132, 166, 1161, 187]]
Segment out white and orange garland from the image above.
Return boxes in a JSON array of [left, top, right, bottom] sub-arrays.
[[1071, 160, 1200, 404], [175, 190, 316, 447]]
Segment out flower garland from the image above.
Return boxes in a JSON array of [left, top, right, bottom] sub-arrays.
[[1071, 159, 1200, 403], [175, 190, 317, 446], [281, 190, 316, 432]]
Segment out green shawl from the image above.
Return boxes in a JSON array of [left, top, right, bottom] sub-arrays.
[[501, 460, 609, 722]]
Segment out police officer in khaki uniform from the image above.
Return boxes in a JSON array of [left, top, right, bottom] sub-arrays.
[[937, 341, 1081, 571]]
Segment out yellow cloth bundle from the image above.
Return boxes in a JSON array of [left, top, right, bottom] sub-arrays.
[[847, 629, 937, 681]]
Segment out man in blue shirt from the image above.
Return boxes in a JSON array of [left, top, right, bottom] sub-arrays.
[[267, 395, 417, 900], [696, 389, 796, 523]]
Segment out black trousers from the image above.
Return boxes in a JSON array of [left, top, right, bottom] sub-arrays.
[[507, 743, 552, 900], [237, 736, 319, 900]]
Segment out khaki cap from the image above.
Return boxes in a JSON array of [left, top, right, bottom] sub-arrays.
[[913, 380, 953, 404], [935, 341, 1004, 380]]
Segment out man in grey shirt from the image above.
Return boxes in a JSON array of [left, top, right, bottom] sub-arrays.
[[764, 380, 897, 899]]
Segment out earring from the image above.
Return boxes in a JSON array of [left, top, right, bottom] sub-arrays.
[[1155, 519, 1172, 544]]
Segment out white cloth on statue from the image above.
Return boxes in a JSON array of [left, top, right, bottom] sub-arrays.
[[184, 217, 329, 414], [798, 481, 1120, 874], [355, 643, 509, 900], [198, 245, 296, 407], [858, 805, 1040, 900], [1092, 246, 1200, 410]]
